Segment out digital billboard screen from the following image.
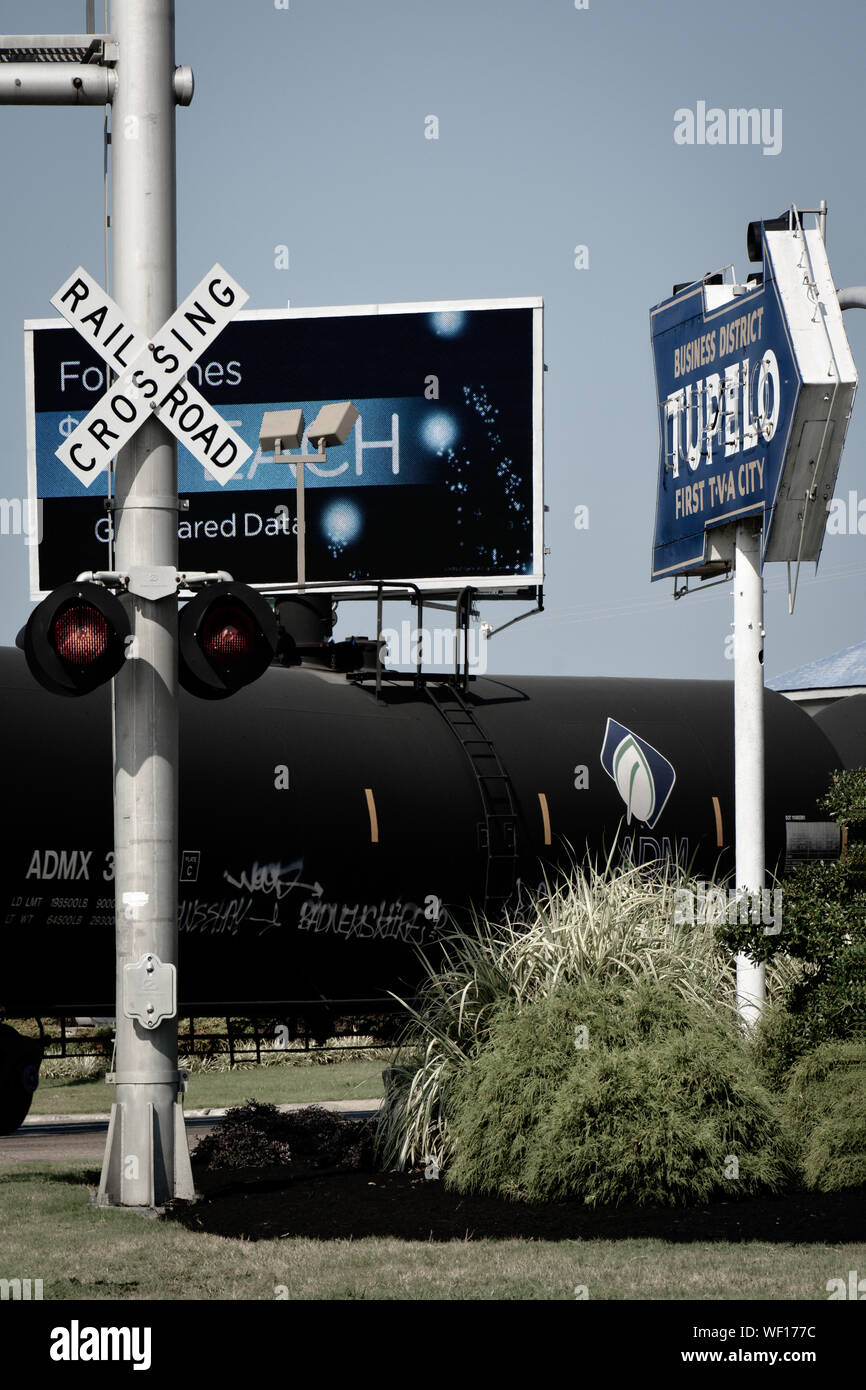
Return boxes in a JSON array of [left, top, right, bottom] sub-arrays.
[[26, 297, 543, 599]]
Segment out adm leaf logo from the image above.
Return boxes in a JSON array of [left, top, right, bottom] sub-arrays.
[[600, 719, 676, 830]]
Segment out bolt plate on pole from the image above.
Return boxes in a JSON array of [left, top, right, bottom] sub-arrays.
[[125, 565, 180, 600], [123, 953, 176, 1029]]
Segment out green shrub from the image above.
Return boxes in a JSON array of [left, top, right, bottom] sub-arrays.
[[438, 986, 602, 1199], [193, 1100, 376, 1171], [821, 767, 866, 826], [377, 857, 742, 1173], [718, 770, 866, 1075], [444, 982, 795, 1206], [783, 1042, 866, 1192], [747, 1001, 808, 1093], [192, 1100, 294, 1169]]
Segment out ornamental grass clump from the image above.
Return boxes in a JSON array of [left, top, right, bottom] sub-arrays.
[[376, 855, 745, 1175]]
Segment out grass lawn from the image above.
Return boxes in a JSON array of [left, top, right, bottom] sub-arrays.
[[1, 1162, 864, 1301], [30, 1061, 385, 1116]]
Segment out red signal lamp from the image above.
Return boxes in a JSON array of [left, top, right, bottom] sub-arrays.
[[178, 582, 277, 699], [18, 581, 131, 696]]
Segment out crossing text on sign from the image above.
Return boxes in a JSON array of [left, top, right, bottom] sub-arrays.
[[50, 265, 251, 486]]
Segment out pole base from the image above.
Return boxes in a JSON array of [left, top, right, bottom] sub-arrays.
[[96, 1096, 195, 1207]]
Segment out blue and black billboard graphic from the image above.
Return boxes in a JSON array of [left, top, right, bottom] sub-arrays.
[[650, 270, 799, 579], [29, 303, 540, 593]]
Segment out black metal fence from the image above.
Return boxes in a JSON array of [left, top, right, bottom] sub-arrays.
[[28, 1012, 400, 1064]]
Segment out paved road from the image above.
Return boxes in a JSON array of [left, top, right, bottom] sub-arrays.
[[0, 1117, 218, 1165], [0, 1101, 381, 1166]]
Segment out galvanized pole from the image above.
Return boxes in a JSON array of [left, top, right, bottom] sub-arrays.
[[97, 0, 192, 1205], [297, 456, 306, 589], [733, 518, 766, 1025], [0, 5, 193, 1204]]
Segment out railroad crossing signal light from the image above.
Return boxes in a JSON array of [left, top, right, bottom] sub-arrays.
[[178, 582, 278, 699], [18, 581, 131, 696]]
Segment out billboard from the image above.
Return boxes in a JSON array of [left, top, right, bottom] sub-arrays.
[[650, 223, 857, 578], [26, 297, 543, 599]]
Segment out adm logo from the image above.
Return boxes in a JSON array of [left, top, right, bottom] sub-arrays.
[[600, 719, 676, 830]]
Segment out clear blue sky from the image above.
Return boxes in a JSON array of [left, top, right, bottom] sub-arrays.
[[2, 0, 865, 681]]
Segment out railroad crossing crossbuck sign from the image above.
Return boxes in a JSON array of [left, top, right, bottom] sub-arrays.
[[50, 264, 252, 486]]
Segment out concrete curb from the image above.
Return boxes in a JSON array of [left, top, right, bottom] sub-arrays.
[[22, 1098, 384, 1126]]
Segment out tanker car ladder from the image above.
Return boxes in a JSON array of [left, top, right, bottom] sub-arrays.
[[424, 682, 519, 912]]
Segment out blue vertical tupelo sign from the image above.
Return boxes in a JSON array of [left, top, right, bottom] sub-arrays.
[[650, 214, 857, 580], [650, 267, 798, 579]]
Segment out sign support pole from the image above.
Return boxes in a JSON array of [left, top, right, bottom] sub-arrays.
[[97, 0, 192, 1206], [733, 518, 766, 1025], [297, 457, 306, 589]]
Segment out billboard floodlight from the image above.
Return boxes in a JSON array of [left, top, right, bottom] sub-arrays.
[[257, 401, 358, 586], [306, 401, 359, 448], [259, 408, 305, 453]]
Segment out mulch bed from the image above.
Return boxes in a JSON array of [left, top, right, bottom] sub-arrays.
[[165, 1161, 866, 1244]]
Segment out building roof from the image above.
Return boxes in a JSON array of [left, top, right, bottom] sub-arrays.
[[767, 639, 866, 692]]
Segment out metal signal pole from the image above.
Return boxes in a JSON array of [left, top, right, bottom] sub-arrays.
[[97, 0, 192, 1206], [0, 2, 193, 1204]]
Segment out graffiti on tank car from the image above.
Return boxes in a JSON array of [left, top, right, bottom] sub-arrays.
[[222, 859, 323, 900], [249, 903, 286, 936], [297, 897, 447, 942], [178, 896, 253, 936]]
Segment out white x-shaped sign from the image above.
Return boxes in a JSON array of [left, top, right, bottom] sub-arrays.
[[50, 265, 252, 487]]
